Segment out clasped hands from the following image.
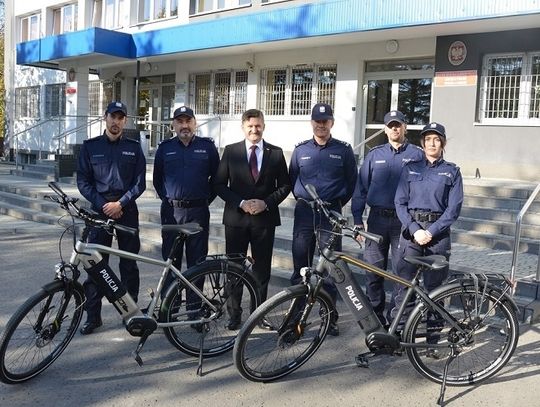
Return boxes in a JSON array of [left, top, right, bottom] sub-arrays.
[[413, 229, 432, 246], [102, 201, 123, 219], [241, 199, 267, 215]]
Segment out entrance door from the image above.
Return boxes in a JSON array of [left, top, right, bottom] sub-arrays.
[[361, 59, 434, 157], [138, 75, 176, 151]]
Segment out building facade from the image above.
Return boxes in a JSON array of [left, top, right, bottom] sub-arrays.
[[4, 0, 540, 180]]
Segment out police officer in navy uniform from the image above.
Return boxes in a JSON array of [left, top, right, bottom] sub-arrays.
[[289, 103, 357, 336], [153, 106, 220, 302], [392, 122, 463, 331], [351, 110, 424, 327], [77, 101, 146, 334]]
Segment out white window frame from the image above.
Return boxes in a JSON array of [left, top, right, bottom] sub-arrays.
[[103, 0, 129, 29], [137, 0, 178, 23], [479, 52, 540, 124], [52, 3, 78, 35], [20, 13, 41, 42], [189, 0, 251, 16], [189, 70, 248, 116], [259, 64, 337, 117]]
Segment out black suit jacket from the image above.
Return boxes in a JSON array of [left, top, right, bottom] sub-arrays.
[[214, 140, 291, 228]]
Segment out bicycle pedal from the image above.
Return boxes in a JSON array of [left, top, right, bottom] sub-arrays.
[[355, 352, 373, 368]]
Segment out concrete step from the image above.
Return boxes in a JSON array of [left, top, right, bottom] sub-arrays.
[[9, 169, 56, 181], [452, 227, 538, 253], [454, 216, 540, 240], [463, 194, 540, 213]]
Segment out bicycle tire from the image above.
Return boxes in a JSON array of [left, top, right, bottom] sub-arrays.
[[403, 283, 519, 386], [160, 259, 259, 358], [233, 284, 333, 382], [0, 280, 85, 384]]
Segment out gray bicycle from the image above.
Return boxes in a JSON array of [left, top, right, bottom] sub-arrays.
[[0, 181, 260, 384], [233, 184, 519, 406]]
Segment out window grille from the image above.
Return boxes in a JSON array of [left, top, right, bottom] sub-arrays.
[[259, 64, 337, 116], [45, 83, 66, 117], [479, 53, 540, 122], [189, 70, 248, 116], [214, 72, 231, 115], [15, 86, 40, 118], [89, 81, 101, 116]]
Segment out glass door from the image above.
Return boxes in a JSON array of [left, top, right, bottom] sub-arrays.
[[361, 59, 434, 157]]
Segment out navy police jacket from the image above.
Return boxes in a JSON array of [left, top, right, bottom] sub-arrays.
[[289, 137, 357, 205], [351, 142, 424, 224], [153, 136, 219, 202], [77, 133, 146, 211], [394, 157, 463, 238]]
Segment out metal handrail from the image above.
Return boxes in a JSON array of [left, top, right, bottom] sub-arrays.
[[12, 118, 56, 170], [509, 181, 540, 284], [352, 128, 385, 160]]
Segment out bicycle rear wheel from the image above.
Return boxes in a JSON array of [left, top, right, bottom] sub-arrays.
[[233, 284, 333, 382], [160, 259, 259, 357], [404, 283, 519, 386], [0, 280, 85, 384]]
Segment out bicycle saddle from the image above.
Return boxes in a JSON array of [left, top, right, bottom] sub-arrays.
[[404, 255, 448, 270]]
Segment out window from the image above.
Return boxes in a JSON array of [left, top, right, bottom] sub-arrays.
[[45, 84, 66, 117], [479, 53, 540, 123], [189, 70, 248, 115], [52, 4, 78, 35], [189, 0, 250, 15], [259, 64, 337, 116], [103, 0, 129, 29], [20, 13, 41, 42], [138, 0, 178, 22], [15, 86, 40, 118], [89, 80, 122, 116]]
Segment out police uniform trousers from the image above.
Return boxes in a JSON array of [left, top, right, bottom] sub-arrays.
[[160, 202, 210, 311], [390, 221, 451, 328], [225, 224, 275, 320], [362, 209, 402, 326], [83, 204, 140, 323], [291, 200, 342, 316]]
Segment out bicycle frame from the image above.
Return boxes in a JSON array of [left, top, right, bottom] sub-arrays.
[[69, 239, 224, 328]]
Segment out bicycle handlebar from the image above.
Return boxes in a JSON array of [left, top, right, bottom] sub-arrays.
[[47, 182, 138, 236], [304, 183, 383, 245]]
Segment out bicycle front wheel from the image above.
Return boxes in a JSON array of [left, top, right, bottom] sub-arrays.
[[233, 284, 333, 382], [0, 280, 85, 384], [160, 259, 259, 357], [403, 283, 519, 386]]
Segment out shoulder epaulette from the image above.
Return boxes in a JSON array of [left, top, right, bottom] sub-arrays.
[[84, 136, 101, 144], [370, 144, 385, 151], [333, 138, 350, 147], [295, 139, 311, 147], [158, 137, 175, 145], [199, 136, 215, 143], [124, 138, 140, 144]]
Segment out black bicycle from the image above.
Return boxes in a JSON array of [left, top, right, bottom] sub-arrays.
[[0, 182, 260, 384], [233, 184, 519, 406]]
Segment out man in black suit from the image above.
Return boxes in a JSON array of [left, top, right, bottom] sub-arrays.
[[214, 108, 291, 330]]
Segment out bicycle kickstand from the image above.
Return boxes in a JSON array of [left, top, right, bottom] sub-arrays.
[[437, 350, 457, 406], [132, 332, 152, 367], [196, 323, 210, 377], [355, 351, 374, 368]]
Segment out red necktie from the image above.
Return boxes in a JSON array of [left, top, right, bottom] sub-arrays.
[[249, 145, 259, 181]]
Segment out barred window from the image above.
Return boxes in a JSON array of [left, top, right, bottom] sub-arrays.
[[189, 70, 248, 116], [479, 53, 540, 122], [259, 64, 336, 116], [45, 83, 66, 117], [15, 86, 40, 118], [88, 80, 122, 116]]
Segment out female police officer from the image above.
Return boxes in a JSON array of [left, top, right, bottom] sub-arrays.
[[390, 122, 463, 329]]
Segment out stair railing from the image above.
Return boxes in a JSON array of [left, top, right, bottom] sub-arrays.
[[510, 181, 540, 284]]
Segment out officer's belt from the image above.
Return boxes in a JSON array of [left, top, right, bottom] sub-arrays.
[[103, 193, 122, 202], [168, 199, 208, 208], [411, 211, 442, 222], [371, 207, 397, 218]]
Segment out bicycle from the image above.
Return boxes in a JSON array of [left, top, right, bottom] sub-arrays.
[[0, 181, 260, 384], [233, 184, 519, 406]]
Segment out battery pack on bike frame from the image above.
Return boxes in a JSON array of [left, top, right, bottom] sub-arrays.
[[330, 259, 384, 335], [84, 259, 139, 319]]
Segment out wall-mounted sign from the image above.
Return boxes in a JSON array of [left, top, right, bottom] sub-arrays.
[[448, 41, 467, 66], [434, 70, 477, 87]]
